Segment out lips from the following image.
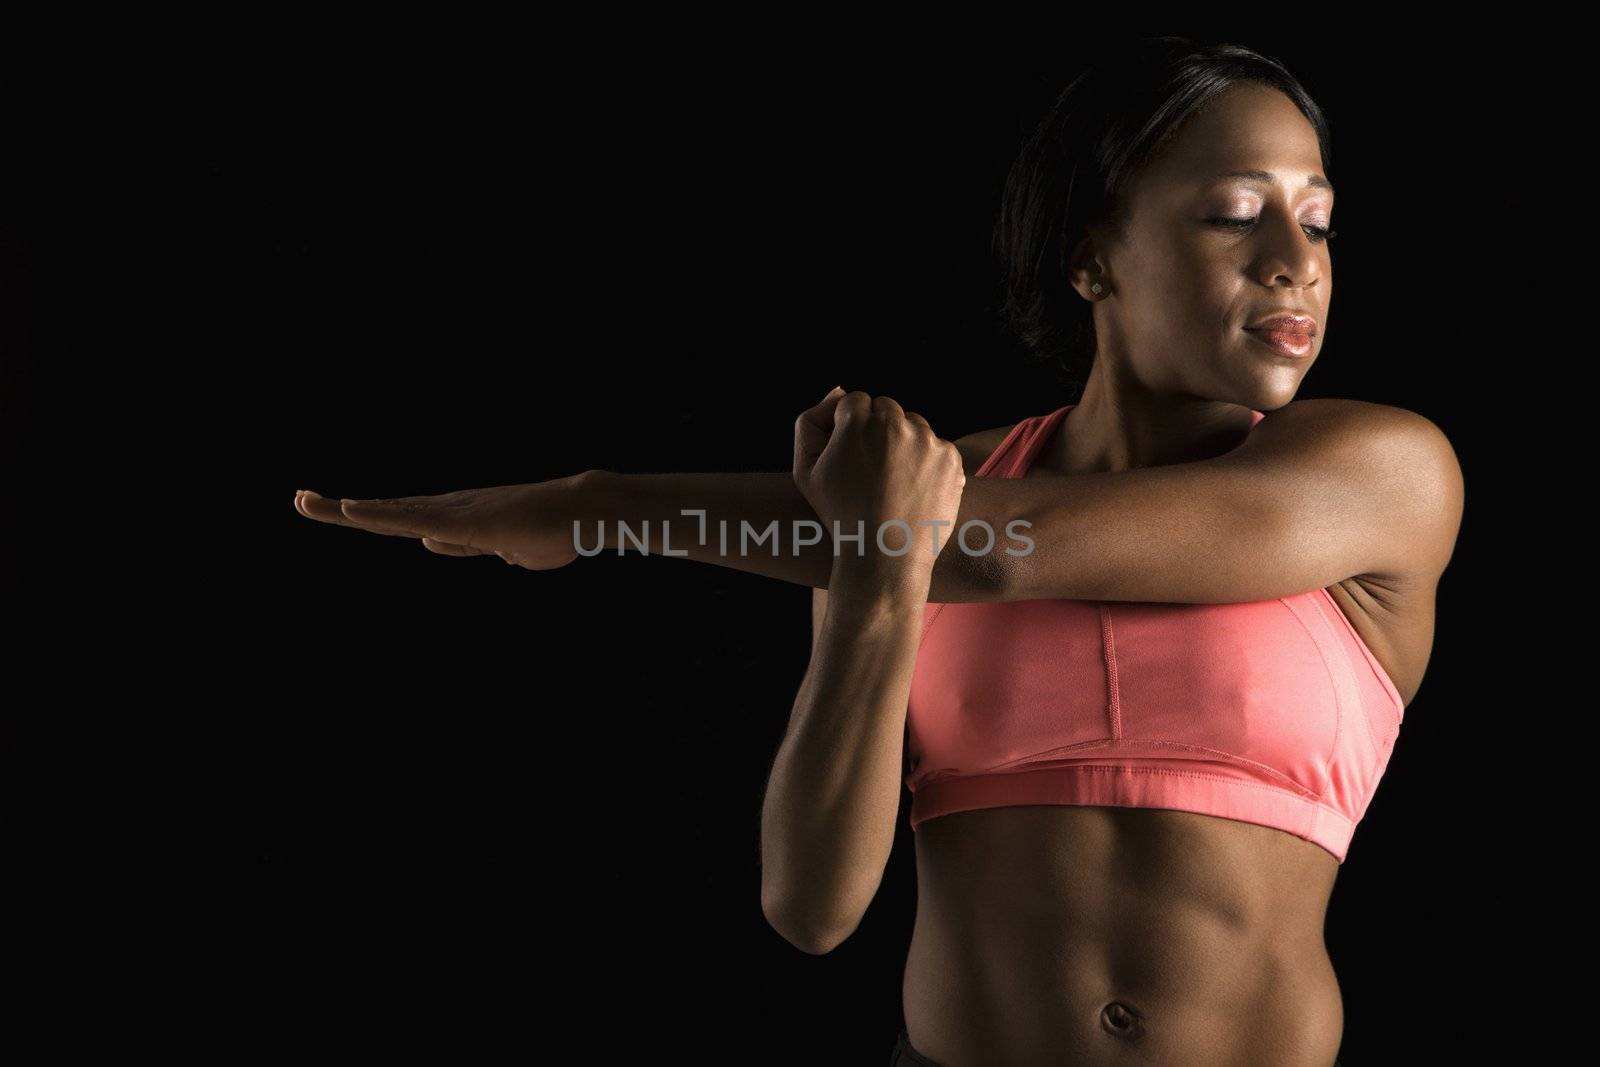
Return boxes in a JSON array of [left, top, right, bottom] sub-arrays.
[[1244, 323, 1315, 357], [1244, 313, 1316, 335]]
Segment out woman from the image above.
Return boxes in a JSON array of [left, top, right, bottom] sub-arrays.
[[295, 39, 1462, 1066]]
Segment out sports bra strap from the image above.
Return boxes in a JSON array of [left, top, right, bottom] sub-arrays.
[[975, 405, 1074, 479]]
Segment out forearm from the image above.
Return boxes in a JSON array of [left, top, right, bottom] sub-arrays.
[[577, 468, 1009, 602], [759, 566, 928, 945], [576, 453, 1343, 607]]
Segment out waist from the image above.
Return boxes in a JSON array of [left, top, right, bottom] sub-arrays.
[[903, 806, 1343, 1065]]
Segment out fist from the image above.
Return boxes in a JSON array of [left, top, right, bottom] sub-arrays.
[[792, 387, 966, 565]]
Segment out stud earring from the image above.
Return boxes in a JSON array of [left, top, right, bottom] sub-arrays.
[[1090, 283, 1104, 295]]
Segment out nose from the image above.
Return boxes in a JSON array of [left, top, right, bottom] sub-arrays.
[[1252, 212, 1324, 290]]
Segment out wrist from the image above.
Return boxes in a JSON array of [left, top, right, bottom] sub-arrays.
[[828, 552, 935, 606], [568, 468, 611, 526]]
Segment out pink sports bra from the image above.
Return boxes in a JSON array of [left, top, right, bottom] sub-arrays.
[[904, 404, 1406, 863]]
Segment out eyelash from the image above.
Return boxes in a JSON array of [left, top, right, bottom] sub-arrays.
[[1210, 217, 1337, 243]]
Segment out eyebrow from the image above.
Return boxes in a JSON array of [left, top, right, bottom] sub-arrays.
[[1211, 169, 1334, 195]]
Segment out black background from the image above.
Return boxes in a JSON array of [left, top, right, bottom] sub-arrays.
[[56, 28, 1534, 1062]]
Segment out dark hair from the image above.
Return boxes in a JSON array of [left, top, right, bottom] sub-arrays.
[[991, 37, 1334, 398]]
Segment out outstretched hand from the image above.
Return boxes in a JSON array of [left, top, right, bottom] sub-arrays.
[[293, 478, 586, 570]]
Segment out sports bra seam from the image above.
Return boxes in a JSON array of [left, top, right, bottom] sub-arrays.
[[916, 764, 1353, 823], [915, 738, 1321, 800], [1274, 595, 1343, 801], [1304, 591, 1390, 761], [915, 602, 948, 653], [1098, 604, 1123, 738], [1314, 586, 1405, 714]]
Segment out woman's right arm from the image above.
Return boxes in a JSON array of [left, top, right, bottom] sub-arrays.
[[757, 389, 963, 955], [758, 556, 931, 955]]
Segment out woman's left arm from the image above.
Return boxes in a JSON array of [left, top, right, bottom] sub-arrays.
[[301, 398, 1461, 606], [983, 398, 1464, 604]]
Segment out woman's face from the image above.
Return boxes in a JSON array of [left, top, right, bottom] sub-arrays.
[[1077, 83, 1333, 404]]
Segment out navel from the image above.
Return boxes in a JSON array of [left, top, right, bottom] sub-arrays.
[[1099, 999, 1145, 1039]]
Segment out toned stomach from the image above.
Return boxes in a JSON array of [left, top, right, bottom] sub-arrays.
[[903, 804, 1344, 1067]]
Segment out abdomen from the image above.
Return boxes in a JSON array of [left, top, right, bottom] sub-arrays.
[[902, 805, 1345, 1066]]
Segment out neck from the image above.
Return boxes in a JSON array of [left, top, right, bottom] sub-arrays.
[[1037, 387, 1259, 474]]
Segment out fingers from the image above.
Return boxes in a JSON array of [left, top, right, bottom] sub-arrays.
[[342, 491, 486, 546], [421, 540, 526, 568], [794, 385, 847, 475], [839, 392, 920, 439], [305, 489, 512, 563], [295, 489, 417, 538], [294, 487, 486, 547], [794, 386, 900, 475], [300, 490, 508, 561], [832, 389, 873, 428], [794, 387, 937, 474], [868, 394, 906, 420], [421, 537, 496, 557]]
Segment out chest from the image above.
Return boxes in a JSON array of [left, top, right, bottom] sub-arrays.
[[905, 591, 1405, 800]]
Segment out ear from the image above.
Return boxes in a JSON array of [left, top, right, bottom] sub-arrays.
[[1065, 229, 1108, 302]]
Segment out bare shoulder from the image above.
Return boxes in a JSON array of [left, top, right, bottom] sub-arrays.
[[1258, 399, 1463, 548], [1263, 396, 1463, 568], [1260, 396, 1452, 447], [1258, 399, 1462, 706], [1260, 398, 1461, 482]]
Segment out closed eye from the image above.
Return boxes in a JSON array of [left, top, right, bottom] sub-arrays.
[[1209, 217, 1336, 243]]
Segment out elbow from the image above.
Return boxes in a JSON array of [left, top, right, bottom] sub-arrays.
[[981, 546, 1024, 603], [944, 539, 1014, 603], [761, 884, 862, 955], [769, 916, 858, 957]]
